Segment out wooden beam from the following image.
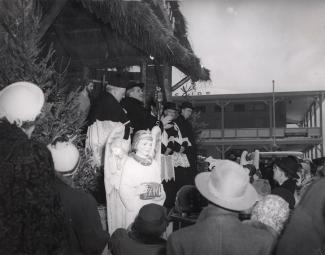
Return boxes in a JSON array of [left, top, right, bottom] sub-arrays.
[[39, 0, 69, 39], [163, 64, 172, 101], [171, 76, 190, 91]]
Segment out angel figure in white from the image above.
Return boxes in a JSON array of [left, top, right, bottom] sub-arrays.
[[119, 126, 166, 229], [104, 122, 131, 235]]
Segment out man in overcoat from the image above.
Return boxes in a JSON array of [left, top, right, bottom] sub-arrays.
[[167, 160, 276, 255]]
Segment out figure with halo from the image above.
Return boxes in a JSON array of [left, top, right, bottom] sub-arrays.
[[119, 126, 166, 229]]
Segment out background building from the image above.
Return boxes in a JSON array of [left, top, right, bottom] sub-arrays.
[[174, 90, 325, 159]]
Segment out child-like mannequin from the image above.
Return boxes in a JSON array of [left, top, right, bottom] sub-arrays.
[[119, 129, 166, 229]]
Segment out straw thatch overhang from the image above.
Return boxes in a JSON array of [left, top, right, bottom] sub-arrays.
[[39, 0, 209, 82]]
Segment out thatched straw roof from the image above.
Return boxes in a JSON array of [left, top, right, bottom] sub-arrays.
[[40, 0, 210, 81]]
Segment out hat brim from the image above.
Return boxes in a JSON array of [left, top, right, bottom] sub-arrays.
[[181, 105, 194, 110], [134, 216, 167, 235], [275, 160, 300, 179], [195, 172, 258, 211]]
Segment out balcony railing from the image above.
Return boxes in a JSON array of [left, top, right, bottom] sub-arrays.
[[200, 127, 321, 139]]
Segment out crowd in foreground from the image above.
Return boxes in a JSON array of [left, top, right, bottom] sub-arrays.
[[0, 81, 325, 255]]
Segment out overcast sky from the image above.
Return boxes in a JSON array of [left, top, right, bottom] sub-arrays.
[[173, 0, 325, 94]]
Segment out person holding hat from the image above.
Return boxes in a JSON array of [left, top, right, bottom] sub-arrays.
[[86, 72, 131, 204], [271, 156, 300, 209], [0, 82, 68, 254], [110, 203, 168, 255], [48, 139, 109, 255], [121, 81, 155, 133], [167, 160, 275, 255]]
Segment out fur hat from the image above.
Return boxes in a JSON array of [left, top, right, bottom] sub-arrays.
[[195, 160, 259, 211], [0, 81, 44, 125], [47, 141, 80, 174]]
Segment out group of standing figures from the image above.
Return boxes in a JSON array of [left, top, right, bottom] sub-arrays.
[[85, 77, 197, 235]]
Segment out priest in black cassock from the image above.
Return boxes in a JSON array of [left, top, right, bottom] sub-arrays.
[[121, 81, 155, 134], [86, 73, 131, 204]]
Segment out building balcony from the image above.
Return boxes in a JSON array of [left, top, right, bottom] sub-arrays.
[[200, 127, 321, 140]]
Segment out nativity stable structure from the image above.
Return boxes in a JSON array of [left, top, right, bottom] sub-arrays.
[[39, 0, 209, 101]]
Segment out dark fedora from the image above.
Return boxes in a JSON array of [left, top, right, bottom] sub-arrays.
[[274, 156, 300, 179], [126, 81, 144, 91], [107, 72, 129, 88], [164, 102, 177, 111], [133, 204, 168, 236], [180, 101, 194, 110]]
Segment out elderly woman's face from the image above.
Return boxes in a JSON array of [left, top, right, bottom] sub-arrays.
[[136, 139, 152, 157]]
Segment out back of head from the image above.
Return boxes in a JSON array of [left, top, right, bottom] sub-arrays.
[[47, 138, 80, 175], [251, 194, 290, 234], [196, 159, 259, 211], [0, 81, 44, 126], [274, 156, 300, 179], [133, 203, 168, 237]]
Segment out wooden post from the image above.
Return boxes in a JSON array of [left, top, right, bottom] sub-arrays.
[[141, 60, 147, 104], [319, 93, 324, 156], [313, 102, 317, 127], [83, 66, 90, 81], [269, 100, 273, 136], [309, 108, 313, 127], [163, 64, 172, 101], [221, 102, 225, 139]]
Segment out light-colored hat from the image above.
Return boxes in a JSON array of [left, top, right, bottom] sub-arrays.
[[251, 194, 290, 234], [0, 81, 44, 125], [195, 160, 259, 211], [47, 141, 80, 174]]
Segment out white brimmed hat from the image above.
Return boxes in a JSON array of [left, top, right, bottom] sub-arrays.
[[47, 141, 80, 174], [0, 81, 44, 125], [195, 160, 259, 211]]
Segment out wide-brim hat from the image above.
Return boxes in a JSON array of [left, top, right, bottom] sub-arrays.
[[47, 141, 80, 174], [195, 160, 259, 211], [180, 101, 194, 110], [126, 81, 144, 91], [0, 81, 44, 124], [274, 156, 300, 179], [133, 203, 168, 236]]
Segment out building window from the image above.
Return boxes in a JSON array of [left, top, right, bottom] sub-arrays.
[[234, 104, 245, 112], [196, 105, 206, 113], [214, 105, 221, 112], [225, 104, 234, 112], [254, 103, 266, 111]]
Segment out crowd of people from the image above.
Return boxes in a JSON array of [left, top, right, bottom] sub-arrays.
[[1, 79, 325, 255]]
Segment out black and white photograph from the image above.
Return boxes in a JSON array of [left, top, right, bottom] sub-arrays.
[[0, 0, 325, 254]]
